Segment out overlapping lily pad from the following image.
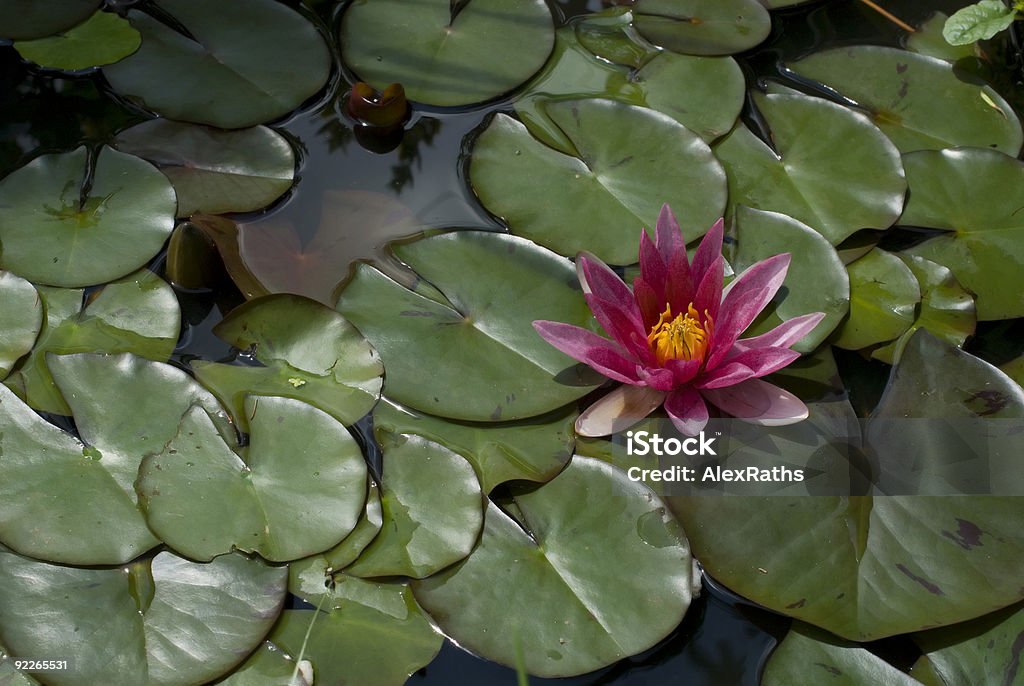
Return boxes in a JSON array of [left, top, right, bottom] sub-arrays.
[[0, 146, 176, 287], [0, 353, 231, 565], [906, 12, 977, 63], [192, 294, 383, 431], [137, 395, 368, 562], [573, 8, 659, 68], [337, 231, 602, 421], [340, 0, 554, 107], [912, 602, 1024, 686], [217, 641, 311, 686], [293, 480, 383, 575], [4, 269, 180, 415], [345, 434, 483, 579], [0, 546, 286, 686], [786, 46, 1023, 155], [0, 0, 99, 40], [633, 0, 771, 56], [0, 272, 41, 381], [832, 248, 920, 352], [727, 207, 849, 352], [472, 98, 727, 264], [714, 92, 906, 245], [103, 0, 331, 128], [899, 148, 1024, 320], [413, 456, 696, 677], [14, 10, 140, 71], [113, 119, 295, 216]]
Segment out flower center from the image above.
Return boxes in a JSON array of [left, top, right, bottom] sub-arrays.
[[647, 303, 712, 366]]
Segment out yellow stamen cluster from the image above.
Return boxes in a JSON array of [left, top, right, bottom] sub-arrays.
[[647, 303, 712, 366]]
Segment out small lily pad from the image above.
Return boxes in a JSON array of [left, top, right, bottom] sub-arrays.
[[14, 10, 140, 71], [0, 0, 100, 41], [345, 434, 483, 579], [0, 272, 41, 381], [4, 269, 180, 416], [906, 12, 977, 63], [336, 231, 602, 421], [573, 8, 660, 68], [192, 294, 383, 431], [714, 92, 907, 245], [114, 119, 295, 216], [216, 641, 311, 686], [0, 146, 176, 287], [633, 0, 771, 56], [137, 395, 368, 563], [340, 0, 554, 107], [104, 0, 331, 128], [832, 248, 920, 352]]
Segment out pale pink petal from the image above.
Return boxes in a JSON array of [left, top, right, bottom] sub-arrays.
[[533, 321, 641, 383], [575, 384, 667, 437], [690, 218, 724, 286], [665, 387, 709, 436], [696, 348, 800, 389], [732, 312, 827, 352], [700, 378, 809, 426], [706, 254, 791, 370]]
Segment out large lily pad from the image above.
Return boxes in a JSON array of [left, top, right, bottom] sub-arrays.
[[0, 146, 176, 287], [0, 353, 231, 565], [633, 0, 771, 56], [345, 434, 483, 579], [340, 0, 554, 107], [216, 642, 311, 686], [337, 231, 602, 421], [0, 639, 39, 686], [0, 546, 286, 686], [786, 46, 1022, 155], [373, 396, 576, 492], [471, 98, 727, 264], [113, 119, 295, 216], [14, 10, 140, 71], [714, 92, 906, 245], [0, 272, 41, 381], [413, 456, 696, 677], [0, 0, 99, 40], [103, 0, 331, 128], [912, 602, 1024, 686], [726, 206, 849, 353], [4, 269, 180, 416], [832, 248, 920, 352], [192, 294, 383, 432], [899, 148, 1024, 320], [293, 480, 383, 575], [138, 395, 368, 563]]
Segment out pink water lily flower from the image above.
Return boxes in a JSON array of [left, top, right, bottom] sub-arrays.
[[534, 205, 825, 437]]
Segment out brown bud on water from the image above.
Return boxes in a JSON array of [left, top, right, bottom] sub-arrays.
[[346, 82, 409, 128]]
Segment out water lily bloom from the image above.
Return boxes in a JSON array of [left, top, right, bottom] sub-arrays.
[[533, 205, 825, 437]]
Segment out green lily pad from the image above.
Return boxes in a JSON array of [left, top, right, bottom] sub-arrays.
[[340, 0, 554, 107], [0, 272, 41, 381], [726, 206, 850, 353], [906, 12, 977, 63], [763, 624, 920, 686], [14, 10, 140, 71], [0, 353, 231, 565], [899, 148, 1024, 320], [272, 576, 443, 686], [192, 294, 383, 432], [337, 231, 601, 421], [573, 8, 660, 68], [4, 269, 180, 416], [471, 98, 727, 264], [103, 0, 331, 129], [0, 546, 286, 686], [373, 396, 576, 492], [345, 434, 483, 579], [872, 255, 976, 364], [291, 480, 383, 577], [633, 0, 771, 56], [216, 642, 310, 686], [912, 602, 1024, 686], [413, 456, 696, 677], [786, 46, 1022, 155], [138, 395, 368, 563], [714, 92, 906, 245], [0, 146, 176, 287], [0, 0, 99, 40], [1002, 357, 1024, 387], [832, 248, 920, 352], [0, 639, 40, 686], [113, 119, 295, 216]]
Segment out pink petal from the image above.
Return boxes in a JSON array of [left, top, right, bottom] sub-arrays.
[[706, 254, 791, 370], [665, 387, 709, 436], [690, 218, 724, 286], [577, 252, 636, 313], [584, 292, 650, 360], [637, 365, 676, 391], [575, 384, 667, 437], [666, 358, 702, 386], [638, 230, 668, 308], [533, 321, 641, 384], [633, 277, 662, 331], [656, 205, 694, 312], [732, 312, 827, 352], [691, 255, 725, 325], [696, 348, 801, 389], [700, 378, 809, 426]]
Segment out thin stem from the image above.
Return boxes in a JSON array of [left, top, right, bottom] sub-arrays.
[[856, 0, 916, 33]]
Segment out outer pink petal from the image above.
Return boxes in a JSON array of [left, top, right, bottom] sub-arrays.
[[706, 254, 791, 370], [696, 348, 801, 389], [533, 321, 641, 383], [690, 218, 724, 286], [575, 384, 667, 437], [700, 378, 809, 426], [732, 312, 827, 353], [584, 292, 651, 360], [665, 387, 709, 437], [577, 252, 637, 314]]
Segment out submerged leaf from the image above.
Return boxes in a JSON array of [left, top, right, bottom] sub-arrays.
[[14, 10, 140, 71]]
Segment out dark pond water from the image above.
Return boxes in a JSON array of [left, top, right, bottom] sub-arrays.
[[0, 0, 1015, 683]]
